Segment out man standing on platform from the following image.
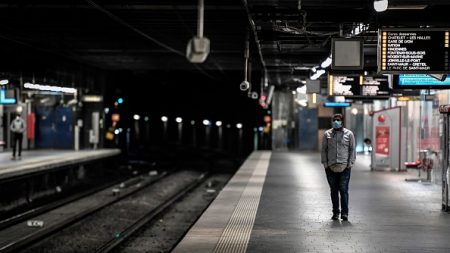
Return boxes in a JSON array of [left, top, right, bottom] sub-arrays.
[[10, 113, 26, 160], [321, 113, 356, 221]]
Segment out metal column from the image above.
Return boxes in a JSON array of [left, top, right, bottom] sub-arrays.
[[439, 105, 450, 211]]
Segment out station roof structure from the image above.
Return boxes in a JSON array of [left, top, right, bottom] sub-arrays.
[[0, 1, 449, 88]]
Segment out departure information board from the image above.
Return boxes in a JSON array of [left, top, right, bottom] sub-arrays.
[[378, 29, 450, 74], [329, 75, 389, 99]]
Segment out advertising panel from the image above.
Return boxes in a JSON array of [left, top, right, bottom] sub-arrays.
[[375, 126, 390, 157]]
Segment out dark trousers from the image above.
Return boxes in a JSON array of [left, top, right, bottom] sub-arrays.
[[325, 167, 351, 215], [12, 132, 23, 157]]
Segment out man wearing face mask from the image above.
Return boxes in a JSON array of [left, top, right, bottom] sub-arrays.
[[321, 113, 356, 221]]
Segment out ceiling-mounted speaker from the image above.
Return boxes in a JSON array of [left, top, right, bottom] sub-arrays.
[[187, 37, 210, 63]]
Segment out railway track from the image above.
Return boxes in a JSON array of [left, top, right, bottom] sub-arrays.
[[0, 169, 171, 253], [0, 170, 209, 253]]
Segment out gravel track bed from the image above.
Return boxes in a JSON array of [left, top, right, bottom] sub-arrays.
[[116, 173, 232, 253], [21, 170, 202, 253]]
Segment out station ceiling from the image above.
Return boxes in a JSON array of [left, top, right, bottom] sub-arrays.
[[1, 1, 450, 86]]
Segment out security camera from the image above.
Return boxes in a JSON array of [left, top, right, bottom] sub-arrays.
[[240, 80, 250, 91]]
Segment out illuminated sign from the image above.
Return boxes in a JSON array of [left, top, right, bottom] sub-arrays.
[[0, 89, 16, 104], [323, 102, 351, 107], [329, 75, 389, 98], [375, 126, 390, 157], [379, 28, 450, 73], [393, 74, 450, 89]]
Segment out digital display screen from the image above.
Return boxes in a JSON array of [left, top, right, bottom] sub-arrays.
[[379, 29, 450, 73], [332, 38, 364, 70], [329, 75, 390, 98], [393, 74, 450, 89]]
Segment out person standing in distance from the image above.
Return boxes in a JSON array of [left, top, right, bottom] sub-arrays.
[[321, 113, 356, 221], [10, 113, 26, 160]]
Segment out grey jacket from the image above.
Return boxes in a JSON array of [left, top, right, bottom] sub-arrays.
[[321, 128, 356, 168], [10, 117, 26, 133]]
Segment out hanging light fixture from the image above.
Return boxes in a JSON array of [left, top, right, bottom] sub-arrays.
[[186, 0, 210, 63], [240, 32, 250, 91], [374, 0, 388, 12]]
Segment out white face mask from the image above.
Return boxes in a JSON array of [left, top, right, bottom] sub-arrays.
[[332, 120, 342, 129]]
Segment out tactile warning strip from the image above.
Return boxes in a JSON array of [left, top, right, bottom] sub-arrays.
[[212, 152, 271, 253]]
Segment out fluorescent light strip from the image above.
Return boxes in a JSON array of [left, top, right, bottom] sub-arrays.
[[82, 95, 103, 102], [24, 82, 77, 94]]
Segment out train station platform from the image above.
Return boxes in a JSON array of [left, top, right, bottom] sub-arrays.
[[174, 151, 450, 253], [0, 149, 121, 180]]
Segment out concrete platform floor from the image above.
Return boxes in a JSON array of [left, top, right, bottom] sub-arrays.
[[175, 151, 450, 253], [0, 149, 120, 180]]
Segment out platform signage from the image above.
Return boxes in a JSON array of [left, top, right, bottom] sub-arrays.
[[329, 75, 389, 98], [379, 29, 450, 73], [0, 88, 16, 104], [393, 74, 450, 89], [323, 102, 351, 107]]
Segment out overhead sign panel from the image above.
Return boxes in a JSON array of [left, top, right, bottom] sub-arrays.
[[0, 88, 16, 104], [393, 74, 450, 89], [329, 75, 389, 99], [332, 38, 364, 70], [378, 28, 450, 73], [306, 80, 320, 94], [323, 102, 351, 107]]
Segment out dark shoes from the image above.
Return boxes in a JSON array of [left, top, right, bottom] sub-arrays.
[[331, 213, 348, 221], [331, 213, 339, 220]]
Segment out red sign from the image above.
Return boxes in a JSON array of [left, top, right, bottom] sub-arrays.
[[375, 126, 390, 156], [111, 113, 120, 122], [439, 105, 450, 113], [27, 113, 36, 140]]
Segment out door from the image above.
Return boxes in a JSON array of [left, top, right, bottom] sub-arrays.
[[36, 106, 73, 149], [298, 107, 318, 150]]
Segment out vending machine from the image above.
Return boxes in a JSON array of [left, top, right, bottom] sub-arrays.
[[439, 105, 450, 211]]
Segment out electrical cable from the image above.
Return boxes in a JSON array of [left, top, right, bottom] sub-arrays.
[[85, 0, 184, 57], [170, 0, 228, 81], [85, 0, 218, 80]]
